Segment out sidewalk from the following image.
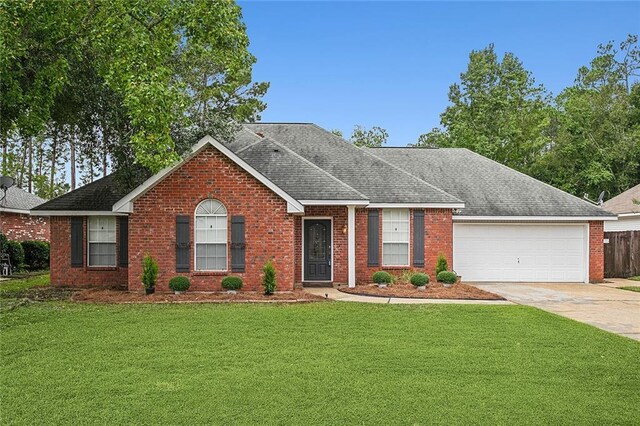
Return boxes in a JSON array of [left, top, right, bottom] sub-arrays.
[[303, 287, 513, 305]]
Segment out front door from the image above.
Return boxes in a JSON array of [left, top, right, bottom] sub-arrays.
[[304, 219, 332, 281]]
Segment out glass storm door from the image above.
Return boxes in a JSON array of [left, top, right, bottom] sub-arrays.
[[304, 220, 331, 281]]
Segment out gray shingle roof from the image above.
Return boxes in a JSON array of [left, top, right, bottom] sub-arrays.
[[32, 175, 130, 212], [368, 147, 615, 217], [0, 186, 46, 211], [242, 123, 462, 204], [602, 184, 640, 214]]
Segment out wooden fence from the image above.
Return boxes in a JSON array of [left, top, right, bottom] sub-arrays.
[[604, 230, 640, 278]]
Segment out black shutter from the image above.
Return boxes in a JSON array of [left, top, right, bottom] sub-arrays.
[[176, 215, 190, 272], [367, 210, 379, 267], [231, 216, 246, 272], [118, 216, 129, 267], [70, 217, 83, 267], [413, 210, 425, 267]]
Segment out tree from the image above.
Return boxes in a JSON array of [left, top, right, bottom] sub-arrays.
[[1, 0, 268, 175], [415, 44, 553, 173], [349, 125, 389, 147], [531, 35, 640, 199], [330, 129, 343, 137]]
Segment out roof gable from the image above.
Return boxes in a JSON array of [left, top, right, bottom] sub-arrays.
[[1, 186, 46, 212]]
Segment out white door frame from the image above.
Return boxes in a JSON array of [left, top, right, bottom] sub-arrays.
[[301, 217, 334, 282], [453, 222, 590, 283]]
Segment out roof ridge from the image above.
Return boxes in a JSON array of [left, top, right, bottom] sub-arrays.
[[234, 127, 267, 154], [458, 148, 615, 215], [256, 134, 369, 200], [361, 146, 464, 204]]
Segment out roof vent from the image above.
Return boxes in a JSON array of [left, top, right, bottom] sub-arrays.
[[256, 132, 264, 138], [273, 148, 280, 152]]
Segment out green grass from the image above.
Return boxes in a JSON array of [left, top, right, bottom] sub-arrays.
[[0, 273, 50, 293], [618, 286, 640, 292], [1, 302, 638, 425], [628, 276, 640, 281]]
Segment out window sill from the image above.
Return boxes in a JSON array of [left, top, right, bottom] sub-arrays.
[[86, 266, 118, 271], [380, 266, 411, 270], [192, 271, 228, 276]]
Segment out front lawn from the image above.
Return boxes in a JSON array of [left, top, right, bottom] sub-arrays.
[[1, 302, 638, 425], [0, 273, 50, 293], [619, 286, 640, 292]]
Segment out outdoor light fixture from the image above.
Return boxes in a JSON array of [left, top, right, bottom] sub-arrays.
[[0, 176, 14, 203], [342, 225, 348, 235]]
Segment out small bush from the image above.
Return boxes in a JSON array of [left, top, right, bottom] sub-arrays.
[[6, 240, 25, 271], [372, 271, 393, 284], [435, 254, 449, 276], [437, 271, 457, 284], [169, 276, 190, 292], [410, 273, 429, 287], [221, 276, 243, 291], [0, 232, 7, 254], [141, 254, 159, 288], [262, 260, 276, 295], [21, 240, 50, 270]]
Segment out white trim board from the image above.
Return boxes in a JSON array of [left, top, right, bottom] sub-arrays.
[[112, 135, 304, 214], [1, 207, 31, 214], [453, 215, 617, 222], [368, 203, 465, 209], [300, 200, 369, 206]]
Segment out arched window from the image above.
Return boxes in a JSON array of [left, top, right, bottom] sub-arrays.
[[195, 199, 227, 271]]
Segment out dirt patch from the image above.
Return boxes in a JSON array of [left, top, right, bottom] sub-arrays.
[[71, 289, 327, 304], [0, 286, 75, 301], [338, 282, 505, 300]]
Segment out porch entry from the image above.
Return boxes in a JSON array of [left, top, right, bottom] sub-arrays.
[[303, 219, 332, 281]]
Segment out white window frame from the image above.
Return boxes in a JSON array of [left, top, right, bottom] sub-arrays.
[[382, 209, 410, 267], [87, 216, 117, 267], [194, 199, 228, 272]]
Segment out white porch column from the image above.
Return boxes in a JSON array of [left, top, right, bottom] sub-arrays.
[[348, 205, 356, 288]]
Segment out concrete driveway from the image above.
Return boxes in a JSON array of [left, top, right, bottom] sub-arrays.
[[472, 282, 640, 341]]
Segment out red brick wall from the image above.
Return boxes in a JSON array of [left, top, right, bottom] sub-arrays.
[[1, 211, 49, 241], [127, 145, 295, 292], [49, 216, 128, 288], [589, 221, 604, 283], [355, 208, 453, 284]]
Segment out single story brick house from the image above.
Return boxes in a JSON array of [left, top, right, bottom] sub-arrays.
[[31, 123, 615, 291], [1, 186, 49, 241]]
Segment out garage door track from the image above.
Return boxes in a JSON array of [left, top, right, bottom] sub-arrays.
[[472, 282, 640, 341]]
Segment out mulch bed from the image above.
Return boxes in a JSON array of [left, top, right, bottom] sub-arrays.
[[338, 282, 505, 300], [71, 288, 327, 304]]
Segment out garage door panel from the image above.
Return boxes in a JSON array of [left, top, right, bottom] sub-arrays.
[[453, 224, 586, 283]]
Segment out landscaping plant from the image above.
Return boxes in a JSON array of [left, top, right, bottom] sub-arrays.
[[437, 271, 457, 285], [262, 260, 277, 295], [6, 240, 25, 272], [372, 271, 393, 285], [21, 241, 50, 270], [435, 254, 448, 276], [410, 273, 430, 287], [222, 276, 243, 291], [169, 276, 190, 293], [141, 254, 159, 292]]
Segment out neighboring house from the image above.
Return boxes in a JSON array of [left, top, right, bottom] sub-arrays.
[[1, 186, 49, 241], [602, 184, 640, 231], [31, 123, 615, 291]]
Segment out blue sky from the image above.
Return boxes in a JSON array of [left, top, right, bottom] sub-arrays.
[[240, 1, 640, 146]]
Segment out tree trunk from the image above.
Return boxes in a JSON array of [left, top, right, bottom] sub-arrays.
[[27, 137, 33, 192], [1, 134, 7, 172], [50, 133, 58, 197], [70, 133, 76, 191]]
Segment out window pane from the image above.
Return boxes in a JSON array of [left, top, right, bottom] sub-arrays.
[[195, 243, 227, 271], [89, 217, 116, 243], [382, 243, 409, 266], [382, 209, 409, 244], [89, 243, 116, 266]]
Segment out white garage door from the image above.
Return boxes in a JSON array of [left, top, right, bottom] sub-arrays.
[[453, 224, 587, 283]]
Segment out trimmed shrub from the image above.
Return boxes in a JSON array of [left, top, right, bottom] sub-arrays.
[[437, 271, 457, 284], [0, 232, 7, 254], [372, 271, 393, 284], [6, 240, 25, 271], [262, 260, 277, 295], [410, 273, 430, 287], [169, 276, 191, 292], [221, 276, 243, 291], [21, 240, 50, 270], [141, 254, 159, 288], [435, 254, 448, 276]]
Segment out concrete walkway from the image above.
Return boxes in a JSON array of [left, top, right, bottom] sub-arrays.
[[304, 287, 513, 305], [471, 282, 640, 341]]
